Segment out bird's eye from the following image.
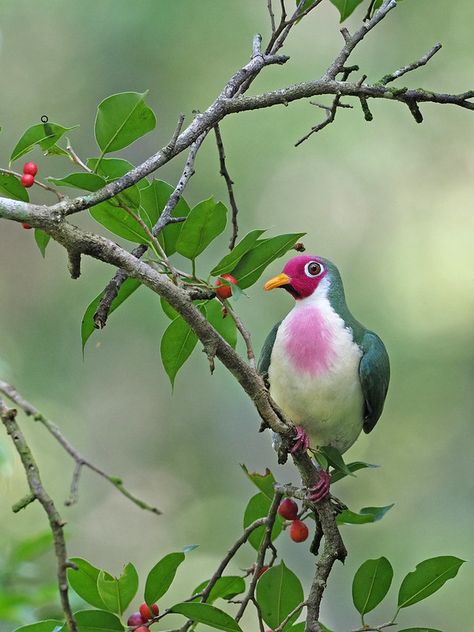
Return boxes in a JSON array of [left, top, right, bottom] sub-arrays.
[[304, 261, 323, 278]]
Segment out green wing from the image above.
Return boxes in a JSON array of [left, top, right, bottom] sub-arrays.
[[257, 322, 281, 382], [359, 331, 390, 434]]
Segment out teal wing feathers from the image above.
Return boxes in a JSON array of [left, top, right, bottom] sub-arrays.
[[257, 322, 281, 382], [359, 331, 390, 433]]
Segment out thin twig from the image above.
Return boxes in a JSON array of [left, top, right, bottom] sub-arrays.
[[235, 491, 283, 622], [379, 42, 442, 85], [0, 168, 64, 201], [0, 400, 77, 632], [267, 0, 276, 33], [222, 301, 256, 368], [65, 139, 91, 172], [274, 600, 307, 632], [214, 125, 240, 249], [0, 380, 162, 514]]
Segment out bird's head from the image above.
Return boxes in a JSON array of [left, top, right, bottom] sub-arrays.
[[264, 255, 329, 300]]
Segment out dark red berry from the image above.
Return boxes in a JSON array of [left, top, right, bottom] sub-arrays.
[[127, 612, 145, 627], [139, 603, 159, 620], [134, 627, 149, 632], [215, 274, 238, 299], [289, 519, 309, 543], [23, 162, 38, 176], [21, 223, 32, 230], [257, 565, 269, 578], [20, 174, 34, 188], [278, 498, 298, 521]]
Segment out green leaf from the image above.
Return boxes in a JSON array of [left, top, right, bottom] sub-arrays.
[[256, 561, 304, 629], [10, 531, 53, 562], [329, 0, 365, 22], [241, 464, 276, 502], [139, 179, 191, 255], [319, 446, 354, 478], [243, 492, 283, 550], [11, 122, 77, 162], [231, 232, 305, 289], [89, 201, 149, 243], [352, 557, 393, 615], [398, 556, 465, 609], [0, 172, 29, 202], [14, 621, 62, 632], [144, 552, 185, 605], [170, 602, 243, 632], [95, 91, 156, 154], [337, 504, 394, 525], [204, 299, 237, 348], [47, 173, 106, 192], [67, 558, 107, 609], [192, 576, 246, 603], [81, 278, 141, 351], [62, 610, 123, 632], [34, 229, 51, 257], [160, 316, 198, 387], [176, 198, 227, 260], [96, 563, 138, 615], [330, 461, 379, 484], [210, 229, 266, 276]]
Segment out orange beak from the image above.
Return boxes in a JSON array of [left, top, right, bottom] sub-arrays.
[[264, 272, 291, 291]]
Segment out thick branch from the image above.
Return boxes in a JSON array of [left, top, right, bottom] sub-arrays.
[[0, 401, 77, 632]]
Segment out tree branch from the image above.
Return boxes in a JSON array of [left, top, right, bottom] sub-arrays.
[[0, 400, 77, 632], [0, 380, 161, 514], [214, 124, 240, 250]]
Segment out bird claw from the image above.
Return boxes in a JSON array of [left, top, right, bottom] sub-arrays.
[[307, 469, 330, 503], [290, 425, 310, 454]]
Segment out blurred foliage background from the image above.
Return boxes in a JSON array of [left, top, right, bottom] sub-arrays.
[[0, 0, 472, 630]]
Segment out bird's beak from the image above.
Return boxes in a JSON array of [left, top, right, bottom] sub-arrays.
[[264, 272, 291, 291]]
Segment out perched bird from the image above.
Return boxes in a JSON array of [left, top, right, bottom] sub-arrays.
[[258, 255, 390, 501]]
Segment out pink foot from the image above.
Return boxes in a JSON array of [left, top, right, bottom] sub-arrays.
[[307, 469, 330, 503], [290, 426, 310, 454]]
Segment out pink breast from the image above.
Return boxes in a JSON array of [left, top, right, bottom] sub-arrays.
[[284, 307, 335, 375]]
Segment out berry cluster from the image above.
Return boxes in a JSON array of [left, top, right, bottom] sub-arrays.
[[19, 162, 39, 229], [20, 161, 38, 188], [278, 498, 309, 543], [214, 273, 238, 299], [127, 602, 159, 630]]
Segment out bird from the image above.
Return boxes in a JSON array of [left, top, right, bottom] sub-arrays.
[[258, 254, 390, 501]]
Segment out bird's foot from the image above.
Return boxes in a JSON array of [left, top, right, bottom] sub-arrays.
[[307, 469, 331, 503], [290, 425, 310, 454]]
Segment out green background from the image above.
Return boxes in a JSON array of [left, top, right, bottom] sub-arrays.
[[0, 1, 472, 630]]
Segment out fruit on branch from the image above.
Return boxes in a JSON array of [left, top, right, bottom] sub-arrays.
[[133, 627, 149, 632], [21, 223, 32, 230], [259, 255, 390, 501], [215, 273, 238, 299], [127, 612, 146, 626], [139, 602, 159, 620], [277, 497, 299, 520], [23, 161, 38, 176], [257, 565, 269, 578], [20, 173, 34, 188], [289, 519, 309, 542]]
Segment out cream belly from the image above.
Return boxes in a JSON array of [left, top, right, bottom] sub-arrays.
[[268, 291, 365, 454]]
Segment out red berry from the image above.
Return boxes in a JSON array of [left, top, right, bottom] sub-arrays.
[[257, 565, 269, 578], [215, 274, 238, 299], [139, 603, 159, 620], [21, 223, 32, 230], [289, 519, 309, 543], [134, 627, 149, 632], [278, 498, 298, 521], [23, 162, 38, 176], [127, 612, 145, 627], [20, 174, 34, 188]]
